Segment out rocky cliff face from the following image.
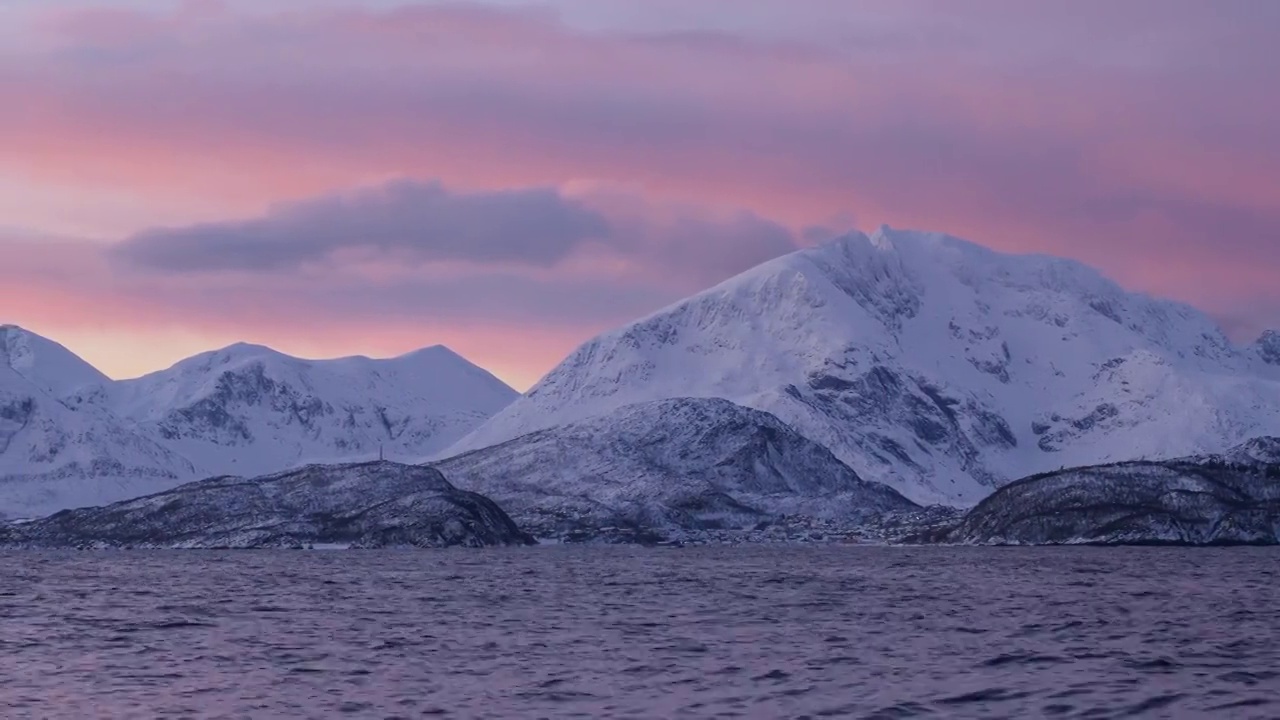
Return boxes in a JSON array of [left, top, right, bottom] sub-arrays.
[[1255, 330, 1280, 366]]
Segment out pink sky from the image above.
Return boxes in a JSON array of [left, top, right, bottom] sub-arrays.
[[2, 0, 1278, 389]]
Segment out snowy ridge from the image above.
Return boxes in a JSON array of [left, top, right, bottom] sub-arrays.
[[0, 327, 517, 516], [103, 342, 517, 478], [449, 226, 1280, 505]]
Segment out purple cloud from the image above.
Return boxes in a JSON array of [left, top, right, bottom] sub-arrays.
[[112, 181, 610, 272], [110, 179, 800, 281]]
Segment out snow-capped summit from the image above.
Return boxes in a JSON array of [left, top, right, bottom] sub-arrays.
[[105, 340, 519, 478], [0, 325, 109, 398], [448, 226, 1280, 505]]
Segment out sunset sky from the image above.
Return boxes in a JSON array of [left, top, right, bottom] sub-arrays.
[[2, 0, 1278, 390]]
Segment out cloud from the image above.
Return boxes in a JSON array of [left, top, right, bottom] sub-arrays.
[[0, 230, 678, 389], [112, 181, 611, 272], [572, 189, 799, 284], [0, 182, 804, 386], [109, 179, 800, 283], [6, 2, 1274, 232]]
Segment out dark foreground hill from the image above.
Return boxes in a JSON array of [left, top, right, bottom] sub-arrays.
[[937, 438, 1280, 545], [435, 397, 917, 541], [2, 461, 535, 549]]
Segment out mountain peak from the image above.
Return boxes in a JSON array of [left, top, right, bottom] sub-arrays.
[[0, 323, 40, 342], [392, 344, 459, 363], [132, 341, 298, 381], [194, 341, 470, 369], [864, 224, 983, 253], [208, 341, 287, 361], [219, 341, 276, 353], [848, 225, 1101, 280], [0, 324, 109, 397]]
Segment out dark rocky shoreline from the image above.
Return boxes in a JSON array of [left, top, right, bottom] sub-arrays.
[[5, 437, 1279, 549]]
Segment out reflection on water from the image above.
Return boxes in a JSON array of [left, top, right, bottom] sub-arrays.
[[1, 546, 1277, 718]]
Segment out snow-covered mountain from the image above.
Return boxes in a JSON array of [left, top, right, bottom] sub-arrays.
[[1, 329, 196, 518], [97, 342, 517, 478], [0, 326, 517, 516], [435, 397, 915, 539], [448, 226, 1280, 505]]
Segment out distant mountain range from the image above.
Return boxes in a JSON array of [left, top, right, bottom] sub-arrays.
[[5, 225, 1280, 534], [0, 326, 517, 517]]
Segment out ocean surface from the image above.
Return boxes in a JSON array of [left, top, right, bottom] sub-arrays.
[[1, 546, 1277, 719]]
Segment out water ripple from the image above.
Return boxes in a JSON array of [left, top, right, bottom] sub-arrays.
[[0, 546, 1276, 718]]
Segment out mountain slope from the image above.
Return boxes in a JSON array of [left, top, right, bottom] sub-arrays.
[[98, 342, 518, 479], [0, 325, 109, 397], [448, 226, 1280, 505], [0, 359, 195, 519], [944, 437, 1280, 545], [435, 397, 916, 539], [5, 461, 536, 549]]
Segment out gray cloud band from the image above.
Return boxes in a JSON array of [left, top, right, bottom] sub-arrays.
[[110, 180, 800, 283]]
